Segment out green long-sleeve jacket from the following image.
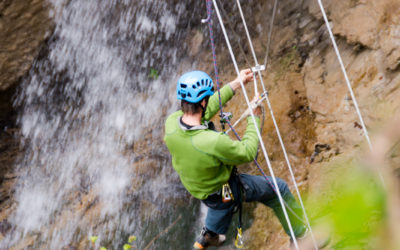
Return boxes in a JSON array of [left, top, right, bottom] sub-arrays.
[[164, 85, 260, 200]]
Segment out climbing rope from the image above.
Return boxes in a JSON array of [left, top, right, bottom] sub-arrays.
[[317, 0, 372, 150], [204, 0, 309, 231], [202, 0, 226, 131], [263, 0, 278, 67], [316, 0, 385, 185], [236, 0, 318, 247], [210, 1, 299, 248], [234, 0, 318, 248], [218, 3, 252, 69]]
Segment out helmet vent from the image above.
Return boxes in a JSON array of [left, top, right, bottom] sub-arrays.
[[198, 90, 206, 97], [177, 71, 214, 102]]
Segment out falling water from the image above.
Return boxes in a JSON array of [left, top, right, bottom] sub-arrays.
[[2, 0, 205, 249]]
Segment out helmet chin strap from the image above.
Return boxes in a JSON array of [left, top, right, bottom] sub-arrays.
[[200, 99, 209, 118]]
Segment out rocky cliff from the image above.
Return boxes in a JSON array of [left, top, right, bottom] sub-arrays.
[[0, 0, 399, 249], [0, 0, 53, 235], [189, 0, 400, 248]]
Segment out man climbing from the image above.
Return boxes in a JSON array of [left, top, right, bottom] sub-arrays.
[[164, 69, 307, 249]]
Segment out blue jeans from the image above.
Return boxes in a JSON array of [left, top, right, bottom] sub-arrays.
[[202, 173, 305, 237]]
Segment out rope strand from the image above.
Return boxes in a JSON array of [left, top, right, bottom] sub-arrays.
[[204, 0, 225, 131], [211, 1, 299, 248], [234, 0, 318, 248], [263, 0, 278, 67], [316, 0, 385, 186]]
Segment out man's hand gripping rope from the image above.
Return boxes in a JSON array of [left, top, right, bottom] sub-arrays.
[[225, 92, 266, 134]]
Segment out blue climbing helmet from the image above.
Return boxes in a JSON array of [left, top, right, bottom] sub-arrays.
[[177, 71, 214, 103]]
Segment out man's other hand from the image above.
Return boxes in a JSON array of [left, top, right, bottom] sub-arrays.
[[251, 96, 262, 117], [229, 68, 253, 92]]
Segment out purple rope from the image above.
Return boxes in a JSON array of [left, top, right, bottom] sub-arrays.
[[226, 120, 278, 193], [205, 0, 225, 131], [227, 119, 306, 224], [202, 0, 304, 225], [203, 0, 275, 190]]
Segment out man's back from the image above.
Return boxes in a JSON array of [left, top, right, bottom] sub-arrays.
[[164, 110, 233, 200], [164, 106, 260, 200]]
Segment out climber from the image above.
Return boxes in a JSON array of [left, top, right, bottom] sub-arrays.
[[163, 69, 307, 249]]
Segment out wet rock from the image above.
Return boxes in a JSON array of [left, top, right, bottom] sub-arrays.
[[0, 0, 53, 91], [0, 219, 11, 235], [310, 143, 331, 163]]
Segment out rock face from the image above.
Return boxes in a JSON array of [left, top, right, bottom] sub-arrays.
[[0, 0, 53, 91], [0, 0, 399, 248], [0, 1, 53, 194], [0, 0, 52, 237], [194, 0, 400, 248]]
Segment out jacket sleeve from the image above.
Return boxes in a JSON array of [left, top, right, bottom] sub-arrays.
[[203, 85, 234, 121], [212, 116, 260, 165]]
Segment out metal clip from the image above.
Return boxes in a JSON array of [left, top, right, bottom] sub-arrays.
[[235, 227, 244, 248], [222, 184, 234, 203], [220, 112, 233, 124], [251, 64, 266, 72]]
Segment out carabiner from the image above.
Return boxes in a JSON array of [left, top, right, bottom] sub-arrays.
[[235, 227, 244, 248]]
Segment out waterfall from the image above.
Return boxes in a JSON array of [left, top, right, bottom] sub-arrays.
[[2, 0, 204, 249]]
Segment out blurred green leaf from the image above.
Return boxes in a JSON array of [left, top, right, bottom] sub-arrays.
[[123, 244, 132, 250], [149, 68, 159, 80], [309, 162, 385, 249], [89, 236, 98, 244], [128, 235, 137, 243]]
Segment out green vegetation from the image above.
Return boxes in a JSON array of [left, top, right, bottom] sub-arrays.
[[308, 161, 386, 249], [274, 45, 298, 82], [149, 68, 159, 80], [89, 235, 137, 250]]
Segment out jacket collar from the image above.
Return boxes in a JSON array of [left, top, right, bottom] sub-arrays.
[[178, 116, 209, 131]]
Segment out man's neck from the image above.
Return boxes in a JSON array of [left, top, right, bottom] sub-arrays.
[[182, 113, 202, 126]]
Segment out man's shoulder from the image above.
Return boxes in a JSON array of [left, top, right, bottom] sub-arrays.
[[164, 110, 183, 135], [192, 129, 223, 147], [165, 110, 183, 124]]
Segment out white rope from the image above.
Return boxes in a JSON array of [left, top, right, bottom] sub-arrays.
[[253, 72, 258, 96], [226, 92, 268, 134], [317, 0, 372, 150], [316, 0, 385, 185], [211, 1, 299, 248], [235, 0, 318, 248], [263, 0, 278, 67]]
